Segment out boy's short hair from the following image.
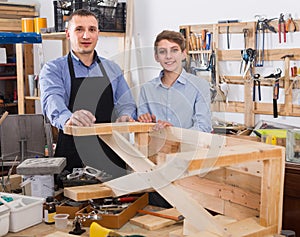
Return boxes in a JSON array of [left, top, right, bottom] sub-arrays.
[[154, 30, 186, 52]]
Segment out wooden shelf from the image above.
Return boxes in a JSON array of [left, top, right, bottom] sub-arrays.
[[0, 63, 16, 66], [0, 75, 16, 80], [25, 96, 39, 100], [180, 20, 300, 127]]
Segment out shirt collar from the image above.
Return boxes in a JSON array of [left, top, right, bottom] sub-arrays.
[[155, 69, 188, 87], [70, 50, 98, 67]]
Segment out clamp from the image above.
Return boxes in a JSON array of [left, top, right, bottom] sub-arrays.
[[264, 68, 282, 118], [278, 13, 286, 43], [255, 16, 277, 66]]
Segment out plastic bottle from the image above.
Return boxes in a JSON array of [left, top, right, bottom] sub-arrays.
[[44, 196, 56, 224]]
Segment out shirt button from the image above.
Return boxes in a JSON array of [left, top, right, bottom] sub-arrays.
[[168, 118, 171, 121]]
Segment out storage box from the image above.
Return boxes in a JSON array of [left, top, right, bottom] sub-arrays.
[[0, 205, 9, 237], [0, 192, 44, 232], [0, 48, 6, 64], [76, 193, 148, 229], [56, 201, 87, 219], [53, 1, 126, 33]]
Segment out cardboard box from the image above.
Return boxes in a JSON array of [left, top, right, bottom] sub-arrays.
[[56, 201, 87, 219], [77, 193, 148, 229]]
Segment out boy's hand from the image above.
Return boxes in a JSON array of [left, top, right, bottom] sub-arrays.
[[138, 113, 156, 123], [153, 120, 173, 131], [116, 115, 135, 122]]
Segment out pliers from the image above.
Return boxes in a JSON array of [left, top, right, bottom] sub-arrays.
[[286, 14, 297, 32], [278, 13, 286, 43], [253, 74, 261, 101]]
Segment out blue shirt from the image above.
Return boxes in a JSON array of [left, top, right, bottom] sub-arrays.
[[138, 69, 212, 132], [39, 52, 137, 130]]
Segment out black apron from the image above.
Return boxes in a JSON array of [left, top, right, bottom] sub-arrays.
[[54, 52, 126, 179]]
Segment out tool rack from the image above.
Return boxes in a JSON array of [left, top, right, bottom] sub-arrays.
[[180, 19, 300, 128], [62, 122, 285, 236]]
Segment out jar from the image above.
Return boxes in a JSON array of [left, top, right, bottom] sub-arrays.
[[44, 196, 56, 224], [291, 63, 297, 77]]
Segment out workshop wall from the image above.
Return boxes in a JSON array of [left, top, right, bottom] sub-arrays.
[[6, 0, 300, 127]]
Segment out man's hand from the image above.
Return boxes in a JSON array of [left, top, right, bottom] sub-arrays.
[[116, 115, 135, 122], [65, 110, 96, 127], [138, 113, 156, 123], [153, 120, 173, 131]]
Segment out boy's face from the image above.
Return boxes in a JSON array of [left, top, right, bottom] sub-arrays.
[[155, 39, 186, 74]]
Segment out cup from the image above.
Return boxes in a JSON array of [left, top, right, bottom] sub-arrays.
[[53, 214, 69, 229]]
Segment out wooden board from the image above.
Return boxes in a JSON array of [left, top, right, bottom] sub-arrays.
[[130, 208, 182, 230], [64, 184, 113, 201], [63, 122, 155, 136]]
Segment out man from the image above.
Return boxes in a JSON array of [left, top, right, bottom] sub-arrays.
[[39, 9, 136, 179], [138, 30, 212, 132]]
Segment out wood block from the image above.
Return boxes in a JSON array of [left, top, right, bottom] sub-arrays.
[[130, 208, 182, 230], [64, 184, 113, 201], [0, 174, 22, 192]]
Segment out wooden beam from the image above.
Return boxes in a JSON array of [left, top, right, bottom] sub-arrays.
[[63, 122, 155, 136]]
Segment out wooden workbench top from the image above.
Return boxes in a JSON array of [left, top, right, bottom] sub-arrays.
[[5, 219, 183, 237]]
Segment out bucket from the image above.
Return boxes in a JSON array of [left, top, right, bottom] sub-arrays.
[[21, 18, 34, 32], [34, 17, 47, 33]]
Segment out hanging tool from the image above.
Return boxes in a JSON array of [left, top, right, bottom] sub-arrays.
[[242, 48, 256, 78], [255, 16, 277, 67], [253, 73, 261, 101], [278, 13, 286, 43], [286, 14, 297, 32], [240, 29, 249, 74], [218, 20, 239, 49], [264, 68, 282, 118]]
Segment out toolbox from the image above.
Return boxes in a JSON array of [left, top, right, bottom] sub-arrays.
[[76, 193, 148, 229]]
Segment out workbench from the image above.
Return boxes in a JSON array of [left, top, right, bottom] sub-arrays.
[[5, 217, 184, 237], [4, 122, 285, 237]]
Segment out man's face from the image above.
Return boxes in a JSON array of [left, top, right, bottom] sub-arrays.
[[155, 39, 186, 74], [66, 15, 99, 56]]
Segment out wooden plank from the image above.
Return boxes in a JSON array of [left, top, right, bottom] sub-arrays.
[[63, 184, 113, 201], [260, 158, 284, 232], [0, 10, 38, 18], [16, 43, 24, 114], [211, 100, 300, 116], [130, 208, 181, 230], [175, 176, 260, 210], [0, 2, 36, 9], [63, 122, 155, 136], [165, 144, 283, 173], [0, 174, 22, 192]]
